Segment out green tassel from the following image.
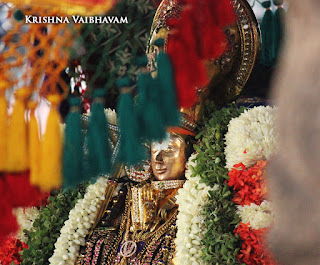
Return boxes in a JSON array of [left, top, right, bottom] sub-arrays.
[[156, 48, 181, 127], [63, 97, 84, 188], [86, 89, 111, 178], [273, 0, 285, 63], [260, 1, 274, 67], [135, 56, 166, 141], [117, 77, 146, 165]]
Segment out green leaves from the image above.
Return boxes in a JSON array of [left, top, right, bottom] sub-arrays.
[[194, 104, 245, 264], [21, 184, 88, 264], [73, 0, 156, 101]]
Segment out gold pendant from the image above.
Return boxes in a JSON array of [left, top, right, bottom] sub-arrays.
[[120, 241, 137, 258]]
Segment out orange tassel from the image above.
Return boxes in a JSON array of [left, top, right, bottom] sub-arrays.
[[6, 88, 31, 172], [0, 81, 8, 172], [28, 101, 41, 186], [39, 95, 62, 191]]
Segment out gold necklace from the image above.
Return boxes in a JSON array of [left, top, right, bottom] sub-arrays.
[[151, 179, 185, 191]]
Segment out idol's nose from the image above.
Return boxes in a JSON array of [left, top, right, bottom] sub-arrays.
[[155, 150, 164, 163]]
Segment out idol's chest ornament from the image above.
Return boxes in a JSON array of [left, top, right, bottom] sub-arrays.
[[109, 181, 184, 264]]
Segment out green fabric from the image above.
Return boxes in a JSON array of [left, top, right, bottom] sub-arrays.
[[156, 52, 180, 127], [63, 97, 84, 188], [273, 6, 285, 63], [273, 0, 283, 6], [86, 92, 111, 178], [13, 9, 24, 21], [154, 38, 165, 47], [260, 1, 274, 67], [136, 55, 148, 67], [261, 0, 271, 8], [136, 73, 166, 141], [117, 92, 146, 165], [116, 76, 131, 88]]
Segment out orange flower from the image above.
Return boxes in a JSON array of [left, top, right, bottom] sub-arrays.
[[234, 223, 277, 265], [227, 161, 268, 206]]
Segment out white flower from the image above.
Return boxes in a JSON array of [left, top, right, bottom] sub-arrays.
[[175, 154, 212, 265], [237, 201, 274, 230], [225, 106, 278, 169], [49, 177, 109, 265], [13, 207, 40, 242], [104, 108, 117, 125]]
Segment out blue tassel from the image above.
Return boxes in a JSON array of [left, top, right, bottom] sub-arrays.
[[117, 77, 146, 166], [135, 56, 166, 141], [63, 97, 84, 188], [86, 89, 111, 179], [260, 1, 275, 67], [154, 39, 181, 127]]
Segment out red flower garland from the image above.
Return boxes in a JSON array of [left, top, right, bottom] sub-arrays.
[[228, 160, 277, 265], [0, 236, 28, 265], [234, 223, 277, 265], [227, 160, 268, 206]]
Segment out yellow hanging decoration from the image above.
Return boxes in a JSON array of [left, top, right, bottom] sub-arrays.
[[6, 88, 31, 172], [39, 94, 62, 191], [28, 101, 41, 186], [0, 80, 8, 172]]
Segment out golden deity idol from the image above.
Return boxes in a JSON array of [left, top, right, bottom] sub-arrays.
[[76, 0, 259, 264], [76, 131, 194, 264]]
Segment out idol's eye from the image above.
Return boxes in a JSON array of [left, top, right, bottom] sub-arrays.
[[163, 147, 174, 154]]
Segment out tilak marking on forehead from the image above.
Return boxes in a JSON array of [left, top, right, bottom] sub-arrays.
[[153, 132, 170, 152]]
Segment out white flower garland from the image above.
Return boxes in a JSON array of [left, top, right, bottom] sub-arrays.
[[13, 207, 40, 242], [49, 177, 109, 265], [236, 201, 274, 230], [175, 154, 218, 265], [225, 106, 278, 169]]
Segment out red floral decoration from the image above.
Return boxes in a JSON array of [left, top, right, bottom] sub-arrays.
[[0, 236, 28, 265], [167, 0, 236, 108], [234, 223, 277, 265], [227, 160, 268, 206]]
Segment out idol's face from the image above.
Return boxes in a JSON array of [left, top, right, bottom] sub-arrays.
[[151, 133, 186, 181]]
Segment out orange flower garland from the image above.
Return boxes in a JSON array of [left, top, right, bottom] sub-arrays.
[[234, 223, 277, 265], [0, 235, 28, 265], [228, 160, 277, 265], [227, 160, 268, 206]]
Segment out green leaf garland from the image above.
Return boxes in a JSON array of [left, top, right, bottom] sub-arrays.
[[193, 104, 245, 264], [21, 185, 88, 264]]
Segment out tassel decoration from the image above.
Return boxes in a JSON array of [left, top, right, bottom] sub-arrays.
[[155, 39, 181, 127], [6, 88, 30, 172], [39, 94, 63, 191], [135, 56, 166, 141], [63, 97, 84, 188], [86, 89, 111, 179], [260, 1, 274, 67], [0, 81, 8, 172], [117, 77, 146, 165], [272, 0, 285, 63], [28, 100, 41, 186]]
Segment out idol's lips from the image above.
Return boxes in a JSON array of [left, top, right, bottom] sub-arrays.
[[155, 168, 167, 174], [155, 165, 167, 174]]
